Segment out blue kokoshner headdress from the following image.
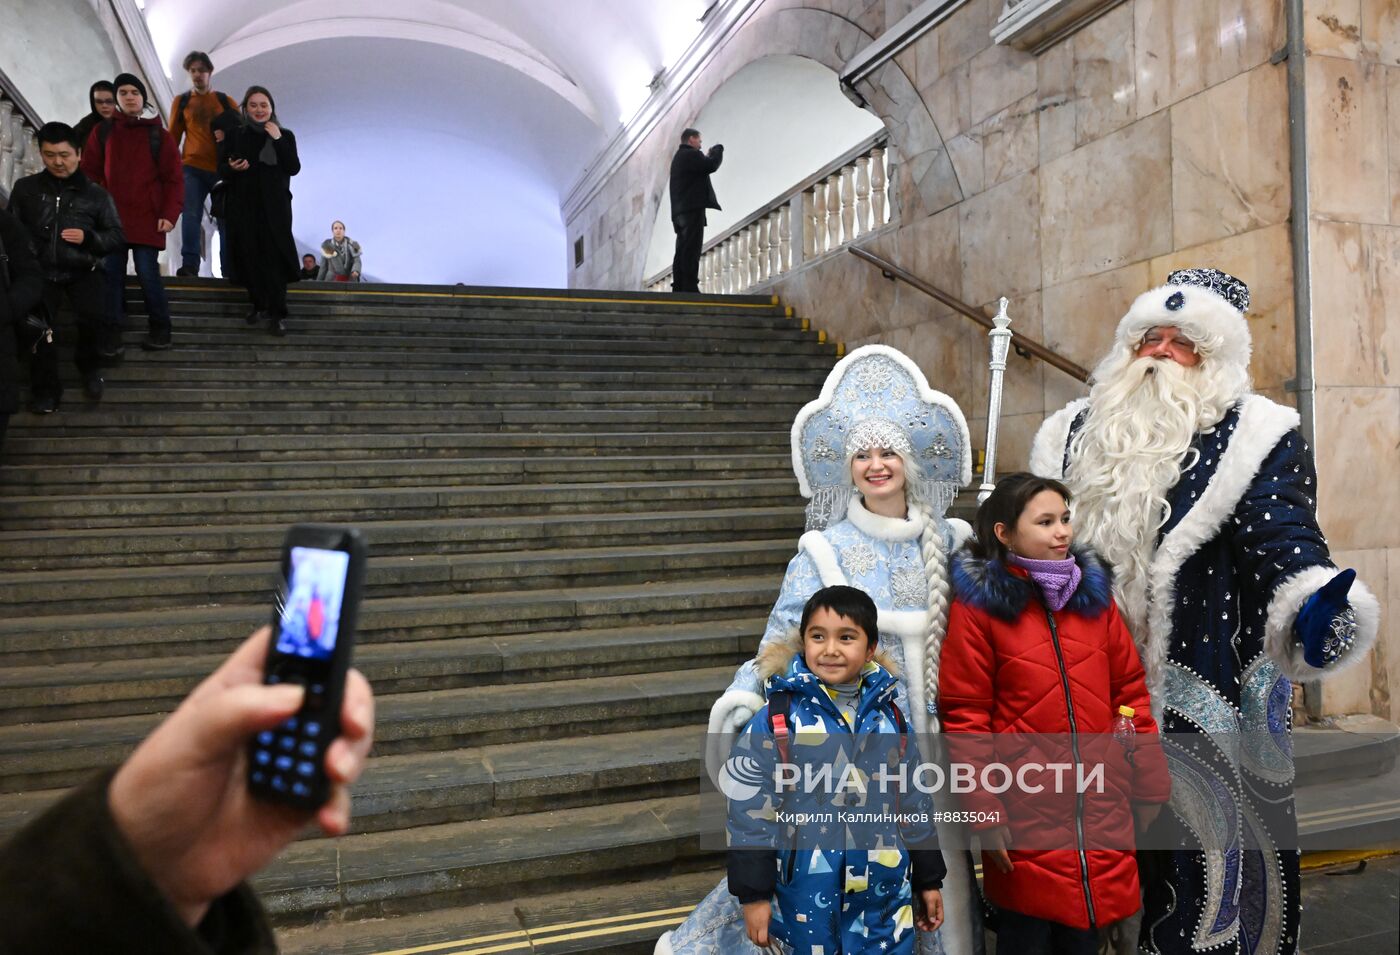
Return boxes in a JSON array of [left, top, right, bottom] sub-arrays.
[[792, 344, 972, 531]]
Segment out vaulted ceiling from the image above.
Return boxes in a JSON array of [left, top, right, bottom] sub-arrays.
[[137, 0, 710, 284]]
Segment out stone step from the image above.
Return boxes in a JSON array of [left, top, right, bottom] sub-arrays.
[[0, 478, 801, 530], [0, 724, 705, 844], [0, 538, 794, 616], [0, 451, 792, 495], [0, 617, 763, 724], [5, 407, 799, 438], [25, 385, 810, 413], [1296, 760, 1400, 853], [0, 428, 791, 464], [0, 575, 777, 665], [1294, 717, 1400, 787], [0, 506, 802, 571], [0, 665, 731, 792], [275, 868, 721, 955], [251, 792, 715, 924]]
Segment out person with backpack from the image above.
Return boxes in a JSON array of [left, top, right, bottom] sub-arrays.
[[0, 207, 45, 453], [8, 122, 126, 408], [81, 72, 183, 352], [726, 585, 946, 954], [168, 51, 236, 277]]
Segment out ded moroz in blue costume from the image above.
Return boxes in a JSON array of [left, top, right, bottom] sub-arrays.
[[657, 344, 984, 955], [1029, 268, 1380, 955]]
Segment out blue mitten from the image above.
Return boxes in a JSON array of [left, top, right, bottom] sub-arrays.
[[1294, 569, 1357, 668]]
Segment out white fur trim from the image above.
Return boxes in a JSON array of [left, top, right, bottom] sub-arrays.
[[1141, 395, 1300, 721], [1117, 283, 1252, 370], [948, 517, 973, 551], [791, 344, 974, 495], [800, 531, 846, 587], [897, 624, 929, 736], [847, 496, 925, 541], [1029, 399, 1089, 478], [879, 608, 932, 641], [705, 689, 766, 785], [653, 932, 674, 955], [1264, 566, 1381, 681]]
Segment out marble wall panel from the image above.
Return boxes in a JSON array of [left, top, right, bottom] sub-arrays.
[[968, 40, 1038, 126], [960, 170, 1042, 307], [1307, 54, 1390, 224], [1324, 547, 1389, 716], [946, 132, 985, 197], [1041, 260, 1153, 404], [1363, 0, 1400, 64], [938, 0, 994, 71], [1039, 111, 1173, 286], [982, 94, 1040, 190], [1037, 43, 1077, 165], [1073, 1, 1137, 146], [1134, 0, 1285, 117], [1171, 64, 1290, 250], [1311, 221, 1400, 388], [1313, 386, 1400, 552], [1389, 67, 1400, 224], [1305, 0, 1364, 58], [922, 62, 972, 140], [1148, 222, 1295, 394], [892, 204, 964, 308]]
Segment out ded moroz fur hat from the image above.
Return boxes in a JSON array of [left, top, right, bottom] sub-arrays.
[[1114, 267, 1252, 370]]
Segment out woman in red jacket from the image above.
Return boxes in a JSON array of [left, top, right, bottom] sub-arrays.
[[81, 73, 183, 352], [939, 472, 1170, 954]]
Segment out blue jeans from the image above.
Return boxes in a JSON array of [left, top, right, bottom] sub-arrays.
[[181, 165, 221, 272], [103, 246, 171, 332]]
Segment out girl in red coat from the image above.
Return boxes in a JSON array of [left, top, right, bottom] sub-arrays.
[[938, 472, 1170, 954]]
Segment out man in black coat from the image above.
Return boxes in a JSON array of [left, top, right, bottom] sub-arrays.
[[0, 205, 45, 454], [8, 122, 127, 406], [668, 127, 723, 293]]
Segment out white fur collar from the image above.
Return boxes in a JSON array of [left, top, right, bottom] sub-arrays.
[[1029, 398, 1088, 478], [846, 496, 924, 541]]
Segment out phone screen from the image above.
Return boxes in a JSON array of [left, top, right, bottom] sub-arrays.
[[275, 546, 350, 660]]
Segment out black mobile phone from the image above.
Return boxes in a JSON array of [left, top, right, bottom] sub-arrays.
[[247, 524, 367, 808]]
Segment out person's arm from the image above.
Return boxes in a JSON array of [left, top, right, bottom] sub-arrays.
[[80, 126, 105, 185], [704, 144, 724, 172], [349, 240, 361, 278], [725, 711, 779, 907], [1231, 428, 1380, 679], [1103, 601, 1170, 820], [272, 129, 300, 177], [86, 188, 128, 257], [0, 209, 44, 328], [156, 130, 184, 232], [168, 96, 187, 151], [0, 626, 373, 950]]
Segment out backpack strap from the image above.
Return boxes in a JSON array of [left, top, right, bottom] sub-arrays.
[[148, 126, 163, 166], [887, 699, 909, 760], [178, 90, 192, 117], [766, 690, 792, 765], [216, 91, 236, 113], [95, 120, 164, 169]]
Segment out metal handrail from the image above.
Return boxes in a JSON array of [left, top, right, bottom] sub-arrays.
[[848, 246, 1090, 382]]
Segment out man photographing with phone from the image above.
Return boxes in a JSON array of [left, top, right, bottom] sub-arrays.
[[0, 626, 375, 951]]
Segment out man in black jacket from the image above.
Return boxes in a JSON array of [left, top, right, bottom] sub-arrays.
[[0, 206, 45, 453], [8, 122, 127, 406], [669, 127, 723, 293]]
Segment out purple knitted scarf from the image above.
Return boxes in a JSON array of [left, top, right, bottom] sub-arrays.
[[1008, 553, 1082, 612]]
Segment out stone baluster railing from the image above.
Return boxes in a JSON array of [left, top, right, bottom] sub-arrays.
[[0, 69, 45, 202], [646, 134, 892, 294]]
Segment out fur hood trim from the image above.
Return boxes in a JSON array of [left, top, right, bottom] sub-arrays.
[[755, 630, 900, 681], [951, 545, 1115, 622]]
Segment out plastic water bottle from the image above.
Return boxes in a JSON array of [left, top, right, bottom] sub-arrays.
[[1112, 705, 1136, 765]]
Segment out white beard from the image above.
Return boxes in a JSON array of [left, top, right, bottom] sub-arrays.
[[1066, 352, 1244, 637]]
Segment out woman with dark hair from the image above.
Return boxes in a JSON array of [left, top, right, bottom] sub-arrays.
[[218, 85, 300, 336]]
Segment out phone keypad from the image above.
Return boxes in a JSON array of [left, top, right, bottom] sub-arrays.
[[251, 712, 330, 799]]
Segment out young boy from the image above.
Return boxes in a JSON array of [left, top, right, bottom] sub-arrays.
[[725, 585, 946, 954]]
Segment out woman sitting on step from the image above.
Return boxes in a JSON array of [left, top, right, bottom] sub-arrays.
[[657, 345, 983, 955]]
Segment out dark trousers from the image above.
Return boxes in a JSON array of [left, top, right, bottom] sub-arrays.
[[181, 165, 224, 272], [671, 211, 705, 293], [0, 412, 8, 456], [14, 319, 61, 404], [103, 245, 171, 332], [42, 271, 104, 384], [994, 908, 1100, 955], [243, 268, 288, 319]]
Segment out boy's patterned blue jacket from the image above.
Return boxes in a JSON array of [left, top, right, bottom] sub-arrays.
[[725, 638, 945, 955]]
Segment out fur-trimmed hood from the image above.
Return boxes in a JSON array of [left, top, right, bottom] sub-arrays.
[[951, 545, 1115, 622], [756, 630, 900, 681]]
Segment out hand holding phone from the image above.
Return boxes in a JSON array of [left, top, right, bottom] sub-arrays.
[[248, 524, 367, 809]]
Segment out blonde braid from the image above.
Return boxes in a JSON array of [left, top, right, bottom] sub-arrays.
[[916, 500, 952, 732]]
